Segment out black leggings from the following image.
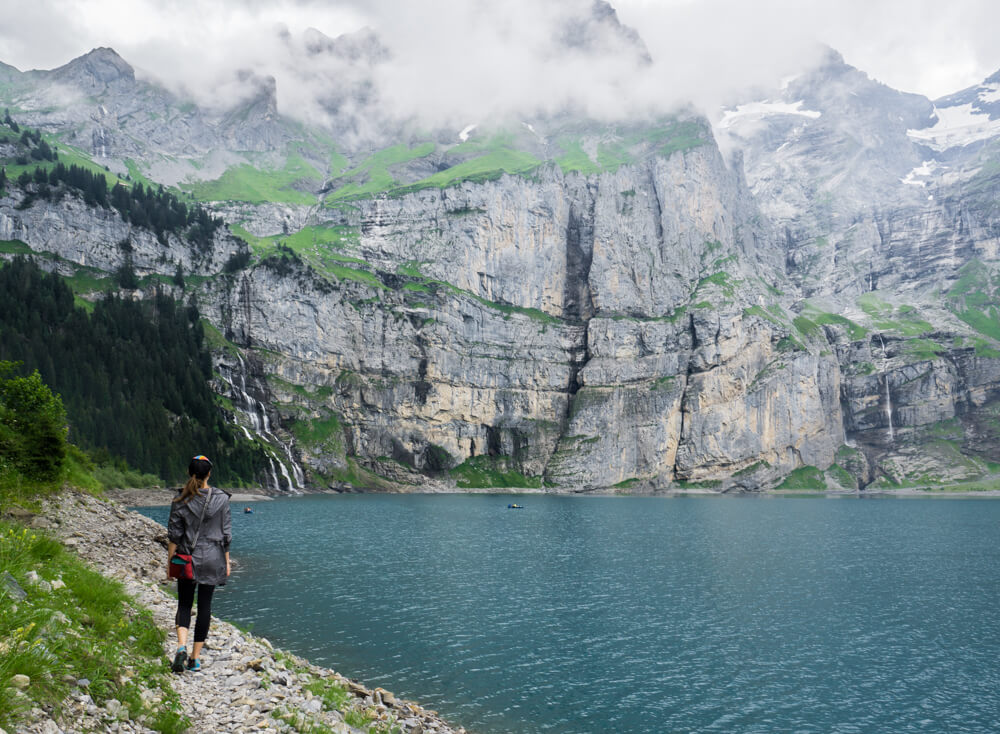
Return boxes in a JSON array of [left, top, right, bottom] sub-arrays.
[[175, 580, 216, 643]]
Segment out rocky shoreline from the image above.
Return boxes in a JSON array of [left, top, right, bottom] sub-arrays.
[[19, 490, 467, 734]]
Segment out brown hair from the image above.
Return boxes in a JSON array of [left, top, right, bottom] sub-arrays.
[[175, 455, 213, 505]]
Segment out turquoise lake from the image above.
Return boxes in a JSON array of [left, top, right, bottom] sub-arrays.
[[138, 494, 1000, 733]]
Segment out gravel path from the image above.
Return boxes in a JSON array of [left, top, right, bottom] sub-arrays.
[[19, 490, 466, 734]]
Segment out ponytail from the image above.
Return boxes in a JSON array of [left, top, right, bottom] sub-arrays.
[[177, 474, 205, 505], [175, 455, 213, 505]]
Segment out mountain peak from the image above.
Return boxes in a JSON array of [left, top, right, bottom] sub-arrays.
[[559, 0, 652, 65], [50, 47, 135, 87]]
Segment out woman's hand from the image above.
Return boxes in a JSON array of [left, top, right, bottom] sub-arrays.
[[226, 553, 231, 577]]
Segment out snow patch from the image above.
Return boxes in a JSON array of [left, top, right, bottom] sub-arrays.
[[979, 84, 1000, 105], [900, 160, 941, 187], [716, 100, 821, 130], [459, 124, 477, 142], [907, 103, 1000, 151]]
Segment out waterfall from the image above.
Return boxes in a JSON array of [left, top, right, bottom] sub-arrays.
[[877, 333, 894, 442], [216, 355, 307, 492]]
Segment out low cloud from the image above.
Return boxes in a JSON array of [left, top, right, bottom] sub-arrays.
[[2, 0, 999, 138]]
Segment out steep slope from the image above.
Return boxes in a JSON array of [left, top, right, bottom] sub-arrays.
[[4, 33, 1000, 492], [718, 52, 1000, 489]]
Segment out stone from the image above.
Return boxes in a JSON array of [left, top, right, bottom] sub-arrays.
[[50, 578, 66, 590], [4, 507, 32, 521], [1, 571, 27, 601], [10, 675, 29, 690], [104, 698, 123, 716]]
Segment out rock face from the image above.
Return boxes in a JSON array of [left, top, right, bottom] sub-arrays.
[[4, 39, 1000, 492]]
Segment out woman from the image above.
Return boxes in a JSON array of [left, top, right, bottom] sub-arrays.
[[167, 454, 232, 672]]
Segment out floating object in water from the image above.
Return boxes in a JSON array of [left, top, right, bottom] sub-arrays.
[[507, 503, 524, 509], [244, 507, 254, 514]]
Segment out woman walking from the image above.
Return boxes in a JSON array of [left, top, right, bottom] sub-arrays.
[[167, 455, 232, 672]]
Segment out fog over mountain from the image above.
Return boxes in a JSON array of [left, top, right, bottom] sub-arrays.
[[3, 0, 1000, 133]]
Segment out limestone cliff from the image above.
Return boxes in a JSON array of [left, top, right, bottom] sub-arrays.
[[4, 41, 1000, 493]]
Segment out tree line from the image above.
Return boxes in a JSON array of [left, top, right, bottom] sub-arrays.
[[15, 162, 223, 250], [3, 110, 224, 251], [0, 258, 268, 485]]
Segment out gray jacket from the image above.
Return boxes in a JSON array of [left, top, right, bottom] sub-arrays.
[[167, 487, 232, 586]]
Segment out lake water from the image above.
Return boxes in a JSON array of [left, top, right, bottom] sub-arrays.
[[138, 494, 1000, 734]]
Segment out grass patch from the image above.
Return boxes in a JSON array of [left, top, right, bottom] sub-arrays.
[[0, 519, 189, 732], [904, 338, 947, 361], [290, 414, 343, 450], [326, 143, 435, 202], [825, 463, 856, 489], [396, 264, 561, 325], [858, 294, 933, 336], [554, 139, 601, 175], [184, 151, 321, 204], [775, 465, 825, 490], [674, 479, 722, 490], [733, 460, 770, 478], [801, 306, 868, 340], [0, 239, 31, 255], [450, 455, 543, 489], [199, 319, 239, 357]]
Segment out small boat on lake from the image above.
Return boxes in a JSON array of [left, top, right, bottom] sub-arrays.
[[507, 503, 524, 509], [244, 507, 254, 514]]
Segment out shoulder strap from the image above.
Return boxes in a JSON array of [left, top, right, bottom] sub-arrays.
[[188, 487, 213, 553]]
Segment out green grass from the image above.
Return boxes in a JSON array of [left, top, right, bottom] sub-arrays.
[[396, 262, 561, 325], [554, 139, 601, 175], [290, 414, 343, 450], [650, 375, 676, 391], [800, 306, 868, 341], [4, 133, 126, 190], [449, 455, 543, 489], [90, 464, 162, 490], [320, 457, 398, 491], [0, 239, 30, 255], [825, 463, 856, 489], [858, 294, 933, 336], [233, 224, 384, 289], [743, 305, 786, 329], [326, 143, 436, 202], [733, 460, 770, 478], [199, 319, 239, 357], [792, 315, 823, 339], [775, 465, 825, 490], [183, 151, 321, 204], [411, 147, 541, 190], [955, 307, 1000, 342], [904, 338, 947, 361], [673, 479, 722, 490], [0, 519, 189, 732]]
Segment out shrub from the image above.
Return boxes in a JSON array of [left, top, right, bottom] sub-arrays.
[[0, 362, 67, 481]]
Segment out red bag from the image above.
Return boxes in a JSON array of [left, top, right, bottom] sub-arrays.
[[169, 553, 194, 580]]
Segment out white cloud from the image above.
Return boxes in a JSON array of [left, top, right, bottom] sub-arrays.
[[0, 0, 998, 135]]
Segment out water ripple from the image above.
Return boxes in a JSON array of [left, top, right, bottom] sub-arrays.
[[139, 495, 1000, 734]]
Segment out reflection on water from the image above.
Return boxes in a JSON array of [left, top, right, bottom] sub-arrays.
[[139, 494, 1000, 734]]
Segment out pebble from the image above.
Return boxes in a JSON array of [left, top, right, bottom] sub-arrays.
[[11, 675, 30, 690], [18, 489, 465, 734]]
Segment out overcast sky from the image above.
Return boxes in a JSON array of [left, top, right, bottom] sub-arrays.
[[1, 0, 998, 128]]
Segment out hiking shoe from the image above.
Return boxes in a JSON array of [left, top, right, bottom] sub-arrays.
[[186, 658, 201, 671], [171, 647, 187, 673]]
